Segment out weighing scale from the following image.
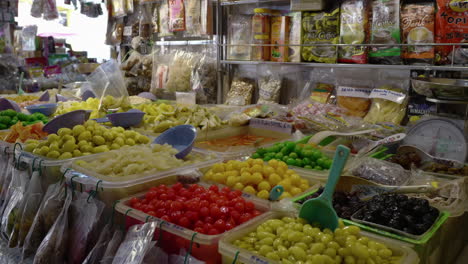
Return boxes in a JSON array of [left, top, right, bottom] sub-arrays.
[[402, 118, 467, 163]]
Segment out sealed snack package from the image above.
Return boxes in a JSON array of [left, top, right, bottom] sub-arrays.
[[158, 0, 174, 37], [369, 0, 402, 64], [11, 170, 44, 248], [1, 164, 29, 242], [225, 77, 255, 106], [111, 221, 157, 264], [43, 0, 59, 20], [302, 6, 340, 63], [166, 51, 198, 92], [336, 86, 372, 117], [112, 0, 127, 18], [185, 0, 201, 37], [67, 192, 105, 264], [33, 188, 72, 264], [191, 53, 217, 104], [22, 182, 66, 261], [435, 0, 468, 65], [348, 157, 411, 186], [401, 1, 435, 65], [257, 66, 282, 104], [99, 230, 125, 264], [126, 0, 134, 14], [339, 0, 369, 64], [82, 223, 112, 264], [364, 85, 408, 125], [227, 15, 252, 60], [288, 12, 302, 62], [169, 0, 186, 32]]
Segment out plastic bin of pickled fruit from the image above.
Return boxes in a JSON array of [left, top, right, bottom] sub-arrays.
[[200, 158, 323, 209], [218, 211, 419, 264], [249, 137, 355, 182], [18, 120, 154, 187], [62, 145, 221, 206], [116, 181, 270, 264], [194, 126, 291, 161], [293, 188, 449, 264]]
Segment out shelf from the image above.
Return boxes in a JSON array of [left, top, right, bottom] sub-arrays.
[[219, 0, 290, 6], [221, 60, 468, 71], [426, 98, 468, 105]]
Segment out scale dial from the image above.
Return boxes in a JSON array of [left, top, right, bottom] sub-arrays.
[[403, 118, 467, 162]]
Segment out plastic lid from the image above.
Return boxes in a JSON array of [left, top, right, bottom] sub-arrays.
[[254, 8, 271, 14]]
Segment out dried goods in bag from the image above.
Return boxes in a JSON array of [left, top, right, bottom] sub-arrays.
[[227, 15, 252, 60], [369, 0, 402, 64], [22, 182, 66, 261], [166, 51, 199, 92], [336, 86, 372, 117], [257, 66, 283, 104], [225, 77, 255, 106], [191, 54, 217, 104], [185, 0, 201, 37], [33, 188, 72, 264], [401, 1, 435, 64], [111, 221, 157, 264], [339, 0, 369, 64], [67, 192, 106, 264], [435, 0, 468, 65], [301, 7, 340, 63], [363, 85, 408, 125], [158, 0, 174, 37], [112, 0, 127, 18], [169, 0, 186, 32], [288, 12, 302, 62], [11, 170, 44, 248]]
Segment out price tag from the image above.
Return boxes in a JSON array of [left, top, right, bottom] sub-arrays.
[[369, 89, 406, 104], [250, 118, 293, 134], [337, 86, 371, 98], [123, 26, 133, 36]]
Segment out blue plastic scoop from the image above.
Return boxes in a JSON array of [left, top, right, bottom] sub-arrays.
[[299, 145, 350, 230], [153, 125, 197, 159]]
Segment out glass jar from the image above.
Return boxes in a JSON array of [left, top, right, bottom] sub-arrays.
[[251, 8, 271, 61]]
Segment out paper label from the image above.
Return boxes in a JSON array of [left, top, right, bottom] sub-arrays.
[[250, 118, 293, 134], [123, 26, 132, 36], [369, 89, 406, 104], [337, 86, 372, 98]]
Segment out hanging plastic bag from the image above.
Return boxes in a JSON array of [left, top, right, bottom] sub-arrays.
[[82, 223, 112, 264], [150, 53, 171, 95], [141, 245, 169, 264], [43, 0, 59, 20], [67, 192, 106, 264], [0, 154, 14, 209], [225, 70, 255, 106], [33, 187, 72, 264], [87, 60, 130, 111], [166, 51, 198, 92], [158, 0, 174, 37], [99, 229, 125, 264], [0, 164, 29, 242], [22, 182, 66, 261], [10, 170, 44, 248], [31, 0, 44, 18], [191, 53, 217, 104], [111, 221, 157, 264], [257, 65, 283, 104], [169, 249, 205, 264]]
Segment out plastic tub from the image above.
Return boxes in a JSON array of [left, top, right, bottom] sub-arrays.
[[292, 189, 449, 264], [195, 126, 291, 161], [218, 211, 420, 264], [62, 150, 221, 206], [115, 181, 270, 264]]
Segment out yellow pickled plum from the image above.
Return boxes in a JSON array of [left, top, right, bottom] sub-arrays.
[[232, 217, 400, 264], [24, 120, 151, 159], [203, 159, 310, 200]]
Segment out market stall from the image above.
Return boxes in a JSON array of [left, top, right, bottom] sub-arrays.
[[0, 0, 467, 263]]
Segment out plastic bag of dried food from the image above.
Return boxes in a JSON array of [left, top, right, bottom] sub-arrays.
[[67, 192, 106, 264], [257, 65, 282, 104], [33, 187, 72, 264], [150, 52, 173, 94], [166, 51, 198, 92], [43, 0, 59, 20], [336, 86, 372, 118], [158, 0, 174, 37], [364, 85, 408, 125], [227, 15, 252, 60], [112, 0, 126, 18], [22, 182, 66, 261], [11, 170, 44, 248], [1, 165, 29, 242], [348, 157, 411, 186], [169, 0, 186, 32], [338, 0, 369, 64], [111, 221, 157, 264], [185, 0, 201, 37], [82, 223, 112, 264], [225, 77, 255, 106], [99, 229, 125, 264], [302, 6, 340, 63], [191, 53, 217, 104]]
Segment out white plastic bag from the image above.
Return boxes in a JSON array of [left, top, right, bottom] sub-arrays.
[[99, 229, 125, 264], [67, 192, 106, 264], [82, 223, 112, 264], [169, 249, 205, 264], [141, 245, 168, 264], [257, 65, 283, 104], [111, 221, 157, 264]]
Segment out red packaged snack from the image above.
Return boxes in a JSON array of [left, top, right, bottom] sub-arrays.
[[169, 0, 186, 32], [435, 0, 468, 65]]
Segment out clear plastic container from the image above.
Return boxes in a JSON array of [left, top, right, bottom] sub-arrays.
[[218, 211, 420, 264], [195, 126, 291, 161], [62, 150, 221, 206], [115, 181, 270, 264]]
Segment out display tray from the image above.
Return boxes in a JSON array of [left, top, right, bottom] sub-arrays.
[[218, 211, 420, 264], [116, 181, 270, 264]]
